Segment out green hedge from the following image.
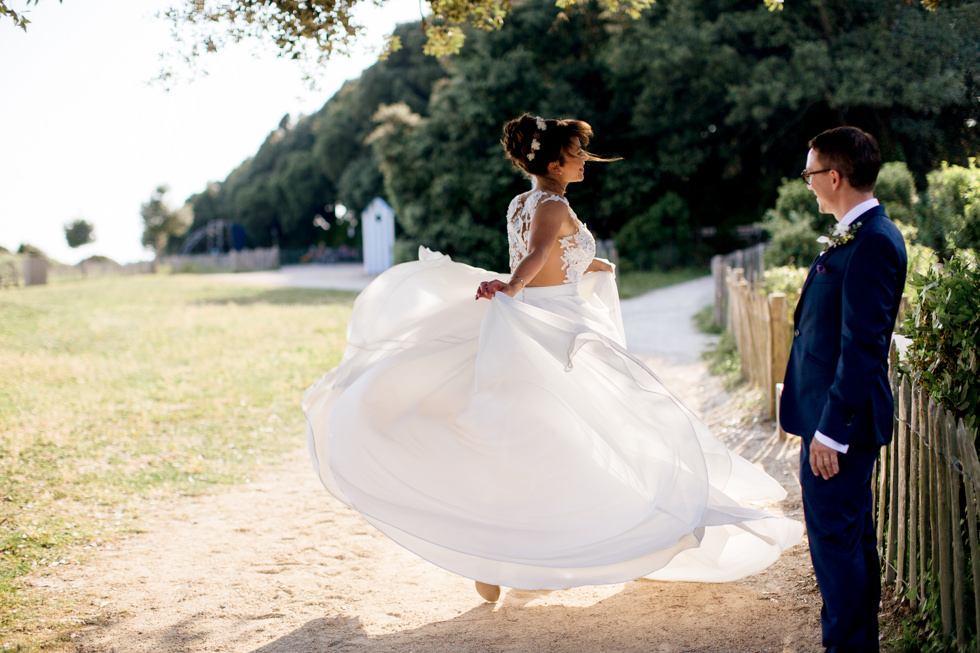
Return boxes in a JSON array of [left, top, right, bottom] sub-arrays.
[[900, 250, 980, 435]]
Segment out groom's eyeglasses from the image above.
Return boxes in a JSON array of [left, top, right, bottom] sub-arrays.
[[801, 168, 833, 185]]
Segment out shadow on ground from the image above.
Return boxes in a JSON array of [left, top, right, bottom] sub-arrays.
[[243, 580, 818, 653]]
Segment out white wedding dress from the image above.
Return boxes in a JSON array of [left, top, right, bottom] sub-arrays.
[[304, 190, 802, 590]]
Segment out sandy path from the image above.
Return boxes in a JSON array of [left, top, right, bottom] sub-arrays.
[[33, 277, 825, 652]]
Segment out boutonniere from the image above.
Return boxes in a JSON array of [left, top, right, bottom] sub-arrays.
[[817, 220, 861, 253]]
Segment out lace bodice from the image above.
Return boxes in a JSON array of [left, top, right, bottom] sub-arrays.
[[506, 190, 596, 284]]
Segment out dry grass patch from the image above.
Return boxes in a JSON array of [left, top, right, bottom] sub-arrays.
[[0, 275, 355, 649]]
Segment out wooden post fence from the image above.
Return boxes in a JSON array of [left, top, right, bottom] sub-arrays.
[[875, 341, 980, 652], [724, 267, 792, 426]]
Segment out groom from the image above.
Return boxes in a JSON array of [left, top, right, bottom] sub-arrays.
[[779, 126, 907, 652]]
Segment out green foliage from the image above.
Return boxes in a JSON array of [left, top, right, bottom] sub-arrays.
[[172, 22, 447, 255], [759, 179, 821, 268], [614, 192, 694, 271], [759, 265, 809, 316], [175, 0, 980, 269], [924, 159, 980, 254], [366, 0, 621, 269], [887, 570, 977, 652], [0, 0, 61, 31], [604, 0, 980, 245], [900, 250, 980, 433], [63, 218, 95, 249], [140, 185, 190, 254], [693, 304, 723, 335], [876, 162, 919, 226], [16, 243, 46, 259], [895, 220, 940, 285], [616, 267, 706, 299], [157, 0, 658, 72], [151, 0, 960, 75], [701, 330, 743, 390], [761, 164, 921, 270]]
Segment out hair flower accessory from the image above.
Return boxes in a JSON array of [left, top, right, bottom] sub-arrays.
[[527, 117, 546, 161], [527, 136, 541, 160], [816, 220, 861, 252]]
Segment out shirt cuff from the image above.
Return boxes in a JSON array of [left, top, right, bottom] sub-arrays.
[[815, 430, 849, 454]]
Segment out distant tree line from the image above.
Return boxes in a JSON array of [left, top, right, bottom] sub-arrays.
[[156, 0, 980, 272]]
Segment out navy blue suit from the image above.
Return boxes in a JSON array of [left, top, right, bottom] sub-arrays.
[[780, 205, 907, 652]]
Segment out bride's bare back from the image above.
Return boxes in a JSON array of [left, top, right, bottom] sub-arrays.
[[507, 189, 596, 287]]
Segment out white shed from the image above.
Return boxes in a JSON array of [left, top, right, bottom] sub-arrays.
[[361, 197, 395, 274]]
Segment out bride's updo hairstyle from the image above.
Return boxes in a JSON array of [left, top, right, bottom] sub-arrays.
[[501, 114, 610, 176]]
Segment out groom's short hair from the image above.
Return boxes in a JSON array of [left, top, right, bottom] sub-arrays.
[[809, 127, 881, 192]]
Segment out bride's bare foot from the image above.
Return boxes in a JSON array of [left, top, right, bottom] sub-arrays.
[[475, 581, 501, 602]]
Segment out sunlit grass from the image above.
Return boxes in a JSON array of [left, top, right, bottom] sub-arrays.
[[617, 267, 708, 299], [0, 275, 355, 649]]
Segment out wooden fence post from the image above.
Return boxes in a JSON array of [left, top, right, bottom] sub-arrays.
[[712, 255, 726, 329], [767, 293, 790, 422], [886, 406, 900, 585], [945, 412, 966, 652], [908, 379, 920, 610], [934, 401, 954, 645], [877, 434, 889, 555], [915, 388, 936, 608], [929, 400, 941, 621], [727, 268, 746, 356], [955, 418, 980, 644], [895, 379, 910, 595]]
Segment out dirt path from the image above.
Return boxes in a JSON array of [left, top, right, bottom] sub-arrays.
[[33, 277, 825, 652]]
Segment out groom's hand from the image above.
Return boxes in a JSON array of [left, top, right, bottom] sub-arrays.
[[809, 439, 840, 480]]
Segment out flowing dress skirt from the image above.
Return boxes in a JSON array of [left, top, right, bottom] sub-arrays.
[[303, 249, 802, 590]]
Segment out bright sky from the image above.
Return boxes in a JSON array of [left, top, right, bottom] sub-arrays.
[[0, 0, 421, 264]]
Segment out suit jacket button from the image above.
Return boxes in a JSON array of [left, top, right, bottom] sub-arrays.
[[794, 329, 801, 337]]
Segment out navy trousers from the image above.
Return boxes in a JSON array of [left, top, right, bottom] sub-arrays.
[[800, 441, 881, 653]]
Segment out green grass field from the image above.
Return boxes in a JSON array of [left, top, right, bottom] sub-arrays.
[[0, 267, 702, 648], [616, 268, 707, 299], [0, 275, 356, 648]]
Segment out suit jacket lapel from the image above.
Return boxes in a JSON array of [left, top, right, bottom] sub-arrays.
[[793, 205, 886, 323], [795, 247, 834, 322]]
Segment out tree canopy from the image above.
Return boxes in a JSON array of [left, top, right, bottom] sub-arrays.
[[150, 0, 946, 72], [141, 186, 191, 254], [165, 0, 980, 271], [366, 0, 980, 268], [64, 219, 95, 249]]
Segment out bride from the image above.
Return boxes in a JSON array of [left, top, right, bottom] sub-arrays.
[[303, 114, 802, 603]]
